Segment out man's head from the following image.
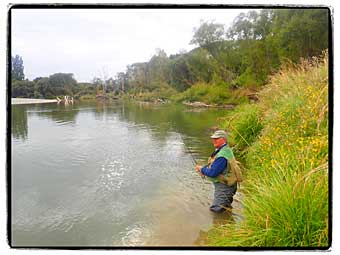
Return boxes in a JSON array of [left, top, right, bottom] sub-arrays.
[[210, 130, 227, 148]]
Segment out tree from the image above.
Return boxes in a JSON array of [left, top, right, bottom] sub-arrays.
[[252, 9, 274, 40], [126, 63, 148, 91], [147, 48, 169, 87], [35, 77, 51, 98], [11, 55, 25, 81], [186, 47, 219, 84], [167, 55, 193, 91], [92, 77, 104, 94], [48, 73, 77, 96], [270, 9, 329, 62], [228, 12, 254, 40], [116, 72, 127, 93], [12, 80, 34, 98], [100, 66, 110, 94], [190, 20, 225, 50]]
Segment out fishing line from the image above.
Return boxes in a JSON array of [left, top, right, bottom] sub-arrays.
[[177, 131, 206, 183]]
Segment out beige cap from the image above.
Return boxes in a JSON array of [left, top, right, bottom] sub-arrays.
[[210, 130, 227, 139]]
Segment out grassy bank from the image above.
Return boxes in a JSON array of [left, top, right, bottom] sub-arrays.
[[207, 53, 329, 247]]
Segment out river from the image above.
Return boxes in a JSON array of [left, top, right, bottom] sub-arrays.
[[11, 100, 242, 247]]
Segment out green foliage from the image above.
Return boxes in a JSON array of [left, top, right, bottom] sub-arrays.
[[225, 9, 328, 88], [79, 94, 96, 100], [271, 9, 329, 62], [167, 54, 193, 91], [11, 55, 25, 81], [48, 73, 77, 96], [227, 10, 274, 41], [12, 73, 78, 99], [173, 82, 233, 105], [126, 62, 148, 91], [11, 80, 34, 98], [209, 54, 329, 247], [131, 82, 178, 102], [186, 48, 218, 83], [74, 82, 97, 99], [235, 67, 260, 87], [228, 11, 257, 40], [223, 104, 263, 154], [35, 77, 50, 98], [190, 20, 225, 48], [147, 49, 169, 85]]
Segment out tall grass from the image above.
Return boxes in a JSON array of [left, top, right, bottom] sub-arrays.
[[208, 53, 329, 247], [223, 104, 263, 158]]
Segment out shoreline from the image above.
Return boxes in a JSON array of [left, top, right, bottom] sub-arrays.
[[183, 101, 236, 109], [11, 98, 57, 105]]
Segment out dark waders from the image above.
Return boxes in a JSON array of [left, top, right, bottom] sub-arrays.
[[210, 182, 237, 213]]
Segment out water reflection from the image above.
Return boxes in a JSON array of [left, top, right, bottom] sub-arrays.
[[12, 100, 226, 161], [112, 101, 224, 160], [34, 104, 79, 125], [12, 106, 28, 140], [12, 103, 80, 142]]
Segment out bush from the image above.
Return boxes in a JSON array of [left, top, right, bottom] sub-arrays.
[[130, 82, 179, 102], [173, 82, 232, 105], [234, 67, 265, 88], [79, 94, 96, 100]]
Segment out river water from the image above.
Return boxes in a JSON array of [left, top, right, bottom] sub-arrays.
[[11, 100, 242, 247]]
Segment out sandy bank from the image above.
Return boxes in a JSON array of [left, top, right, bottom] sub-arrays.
[[11, 98, 57, 105]]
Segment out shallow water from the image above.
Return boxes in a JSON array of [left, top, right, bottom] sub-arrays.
[[11, 100, 242, 247]]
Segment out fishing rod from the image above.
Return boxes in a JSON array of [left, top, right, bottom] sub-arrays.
[[178, 132, 197, 164], [178, 132, 206, 182], [184, 141, 198, 165]]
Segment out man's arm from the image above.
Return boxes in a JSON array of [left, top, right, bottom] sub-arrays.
[[200, 157, 227, 178]]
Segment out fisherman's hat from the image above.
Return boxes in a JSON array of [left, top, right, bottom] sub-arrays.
[[210, 130, 227, 139]]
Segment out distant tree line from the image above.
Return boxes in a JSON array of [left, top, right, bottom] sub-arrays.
[[121, 8, 328, 92], [11, 9, 329, 99], [11, 71, 82, 99]]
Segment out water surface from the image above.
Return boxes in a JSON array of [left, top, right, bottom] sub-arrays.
[[11, 100, 242, 247]]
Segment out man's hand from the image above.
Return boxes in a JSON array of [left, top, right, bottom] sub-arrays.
[[196, 165, 205, 177]]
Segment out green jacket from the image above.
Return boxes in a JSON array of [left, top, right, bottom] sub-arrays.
[[206, 145, 234, 183]]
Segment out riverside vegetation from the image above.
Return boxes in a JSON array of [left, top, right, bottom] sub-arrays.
[[207, 53, 329, 247]]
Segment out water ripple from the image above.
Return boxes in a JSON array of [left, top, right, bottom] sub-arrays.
[[120, 222, 152, 246], [98, 158, 127, 195]]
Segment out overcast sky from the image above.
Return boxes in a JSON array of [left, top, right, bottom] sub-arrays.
[[12, 8, 255, 82]]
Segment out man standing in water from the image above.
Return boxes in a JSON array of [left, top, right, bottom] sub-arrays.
[[195, 130, 239, 213]]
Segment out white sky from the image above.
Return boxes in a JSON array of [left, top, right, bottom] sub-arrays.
[[11, 8, 254, 82]]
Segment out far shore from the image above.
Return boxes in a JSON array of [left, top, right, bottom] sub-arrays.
[[12, 98, 57, 105]]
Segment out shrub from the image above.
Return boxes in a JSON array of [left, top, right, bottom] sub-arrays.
[[173, 82, 232, 105]]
